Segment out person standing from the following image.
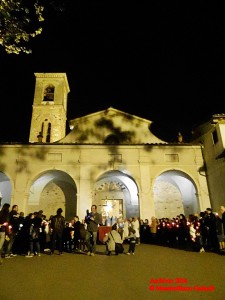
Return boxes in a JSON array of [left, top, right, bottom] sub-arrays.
[[122, 218, 130, 243], [205, 208, 219, 252], [5, 204, 20, 257], [132, 217, 140, 245], [63, 221, 74, 253], [36, 210, 46, 253], [50, 208, 65, 255], [85, 204, 102, 256], [219, 206, 225, 245], [25, 212, 41, 257], [198, 211, 208, 253], [0, 203, 10, 264], [73, 215, 81, 252], [126, 227, 137, 255], [149, 216, 159, 244], [215, 212, 225, 251]]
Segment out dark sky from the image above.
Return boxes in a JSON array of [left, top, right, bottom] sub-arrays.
[[1, 1, 225, 143]]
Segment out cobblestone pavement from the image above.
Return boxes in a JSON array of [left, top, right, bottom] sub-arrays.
[[0, 243, 224, 300]]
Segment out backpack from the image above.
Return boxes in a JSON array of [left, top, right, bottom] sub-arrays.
[[52, 215, 64, 232], [79, 223, 87, 240], [30, 224, 39, 240]]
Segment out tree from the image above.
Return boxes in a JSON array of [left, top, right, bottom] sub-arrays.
[[0, 0, 44, 54]]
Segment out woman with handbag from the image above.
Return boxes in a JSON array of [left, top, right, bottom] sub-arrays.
[[103, 223, 124, 256]]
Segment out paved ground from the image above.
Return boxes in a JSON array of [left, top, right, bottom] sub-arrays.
[[0, 243, 224, 300]]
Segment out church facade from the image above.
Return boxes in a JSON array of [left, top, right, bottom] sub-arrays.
[[0, 73, 211, 221]]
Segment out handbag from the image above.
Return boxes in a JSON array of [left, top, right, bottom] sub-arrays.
[[115, 243, 124, 253], [110, 232, 124, 253]]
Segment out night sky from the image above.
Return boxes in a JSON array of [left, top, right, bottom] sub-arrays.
[[0, 1, 225, 143]]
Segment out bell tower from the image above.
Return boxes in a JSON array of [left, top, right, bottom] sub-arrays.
[[29, 73, 70, 143]]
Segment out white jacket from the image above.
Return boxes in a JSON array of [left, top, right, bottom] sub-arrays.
[[103, 230, 123, 251], [132, 219, 140, 238]]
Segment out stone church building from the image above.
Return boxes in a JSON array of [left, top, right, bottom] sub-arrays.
[[0, 73, 212, 221]]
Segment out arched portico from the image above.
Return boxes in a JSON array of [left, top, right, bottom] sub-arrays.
[[27, 170, 77, 220], [93, 170, 140, 220], [153, 170, 199, 219], [0, 171, 12, 208]]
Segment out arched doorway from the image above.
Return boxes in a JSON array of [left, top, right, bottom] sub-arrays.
[[0, 171, 12, 208], [153, 170, 199, 219], [28, 170, 77, 221], [93, 170, 139, 221]]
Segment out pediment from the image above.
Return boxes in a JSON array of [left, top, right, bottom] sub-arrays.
[[59, 107, 166, 144]]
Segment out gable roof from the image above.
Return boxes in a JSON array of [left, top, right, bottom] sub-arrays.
[[58, 107, 166, 144]]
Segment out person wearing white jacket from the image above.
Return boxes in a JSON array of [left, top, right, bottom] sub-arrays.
[[103, 223, 123, 256], [132, 217, 140, 245]]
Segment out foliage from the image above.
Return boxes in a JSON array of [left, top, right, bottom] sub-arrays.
[[0, 0, 44, 54]]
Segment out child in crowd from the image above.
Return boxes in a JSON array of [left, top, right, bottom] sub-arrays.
[[126, 227, 136, 255]]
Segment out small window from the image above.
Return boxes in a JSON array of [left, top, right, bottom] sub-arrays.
[[41, 122, 44, 135], [46, 123, 51, 142], [212, 130, 218, 144], [43, 85, 55, 101]]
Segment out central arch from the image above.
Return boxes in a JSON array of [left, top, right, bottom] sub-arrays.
[[93, 170, 139, 220]]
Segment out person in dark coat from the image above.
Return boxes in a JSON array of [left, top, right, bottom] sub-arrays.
[[0, 203, 10, 263], [5, 204, 20, 257], [73, 216, 81, 251], [205, 208, 219, 252], [25, 212, 42, 257], [50, 208, 65, 255], [85, 205, 102, 256], [219, 206, 225, 235]]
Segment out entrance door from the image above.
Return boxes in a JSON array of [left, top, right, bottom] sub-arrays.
[[100, 199, 123, 220]]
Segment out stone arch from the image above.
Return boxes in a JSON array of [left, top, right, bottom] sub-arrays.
[[153, 170, 199, 219], [0, 171, 12, 208], [93, 170, 139, 220], [27, 170, 77, 221]]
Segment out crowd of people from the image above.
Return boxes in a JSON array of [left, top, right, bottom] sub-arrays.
[[140, 206, 225, 253], [0, 203, 225, 264]]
